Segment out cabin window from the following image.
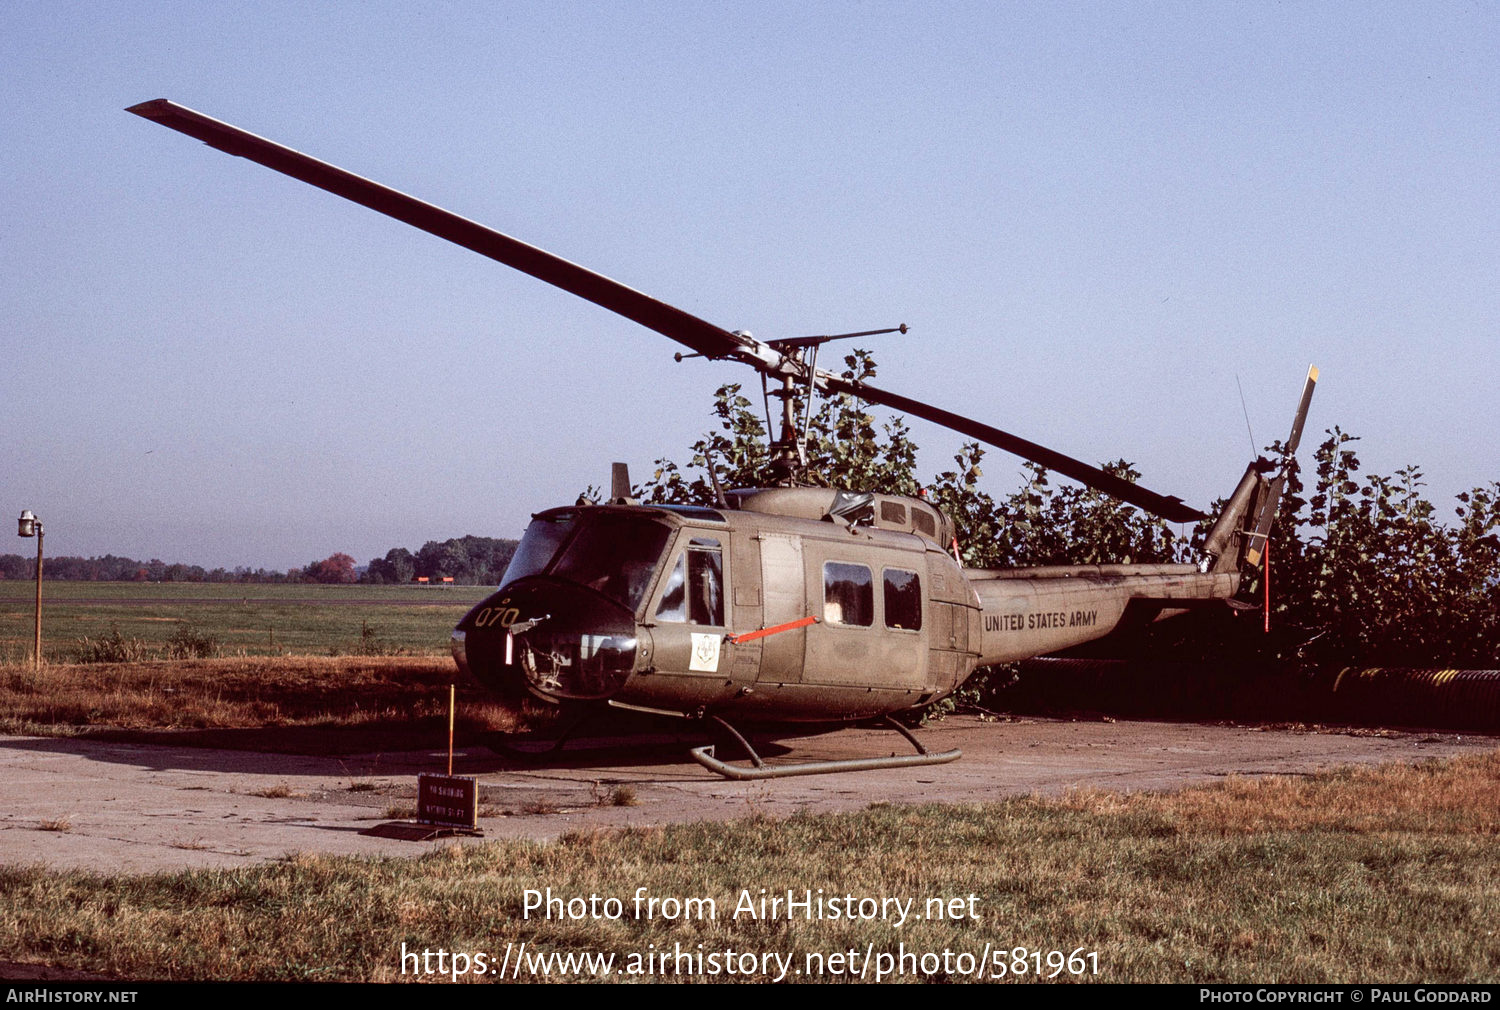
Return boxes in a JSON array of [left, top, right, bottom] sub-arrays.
[[880, 501, 907, 525], [883, 568, 923, 631], [822, 561, 874, 627], [654, 537, 724, 626], [912, 509, 937, 537]]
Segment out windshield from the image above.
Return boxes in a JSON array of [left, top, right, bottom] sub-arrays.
[[552, 515, 672, 611], [499, 511, 578, 588], [501, 510, 672, 613]]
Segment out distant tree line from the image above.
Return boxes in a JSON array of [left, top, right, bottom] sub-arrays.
[[0, 554, 293, 584], [0, 535, 519, 588], [362, 535, 519, 586]]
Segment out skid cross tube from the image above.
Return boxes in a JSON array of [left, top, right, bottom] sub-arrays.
[[690, 715, 962, 780]]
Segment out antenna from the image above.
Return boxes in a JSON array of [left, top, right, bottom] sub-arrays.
[[1235, 374, 1257, 457]]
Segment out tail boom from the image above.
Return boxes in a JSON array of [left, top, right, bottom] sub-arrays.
[[958, 366, 1317, 667], [966, 564, 1239, 665]]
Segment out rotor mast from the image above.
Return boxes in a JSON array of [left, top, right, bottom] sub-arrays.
[[756, 325, 910, 485]]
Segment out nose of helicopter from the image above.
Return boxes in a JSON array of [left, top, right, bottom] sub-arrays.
[[451, 579, 648, 703]]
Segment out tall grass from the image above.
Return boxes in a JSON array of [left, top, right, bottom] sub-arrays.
[[0, 655, 518, 748]]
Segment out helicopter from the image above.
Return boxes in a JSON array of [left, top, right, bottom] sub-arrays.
[[128, 99, 1316, 779]]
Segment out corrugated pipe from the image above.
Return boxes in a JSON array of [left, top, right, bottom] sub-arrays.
[[1009, 659, 1500, 731]]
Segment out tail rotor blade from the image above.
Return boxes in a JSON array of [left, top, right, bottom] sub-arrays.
[[1283, 365, 1319, 457], [1244, 365, 1320, 566], [1243, 473, 1282, 569]]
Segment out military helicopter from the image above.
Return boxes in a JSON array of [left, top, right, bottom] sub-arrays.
[[129, 99, 1316, 779]]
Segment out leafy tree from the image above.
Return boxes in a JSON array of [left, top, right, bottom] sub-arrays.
[[645, 383, 770, 504], [928, 443, 1011, 567], [802, 351, 920, 495], [162, 563, 207, 583], [0, 554, 33, 580], [417, 539, 471, 582], [365, 547, 416, 584], [0, 551, 301, 583], [984, 460, 1187, 567], [644, 349, 1186, 571], [644, 351, 920, 503], [394, 536, 518, 585], [304, 552, 358, 584], [1270, 429, 1500, 666]]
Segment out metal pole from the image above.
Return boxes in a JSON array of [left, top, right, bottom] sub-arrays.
[[1263, 538, 1270, 635], [33, 527, 43, 669]]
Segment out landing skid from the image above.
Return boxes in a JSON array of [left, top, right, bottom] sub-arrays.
[[486, 706, 704, 763], [690, 715, 962, 780]]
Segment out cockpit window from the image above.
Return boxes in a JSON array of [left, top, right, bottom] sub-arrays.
[[654, 505, 727, 523], [550, 515, 672, 611], [499, 511, 578, 587], [500, 511, 672, 613], [654, 536, 724, 626]]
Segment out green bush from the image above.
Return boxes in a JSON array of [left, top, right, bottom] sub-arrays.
[[73, 624, 151, 664], [166, 623, 221, 660]]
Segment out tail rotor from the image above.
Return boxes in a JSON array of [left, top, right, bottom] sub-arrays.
[[1201, 366, 1319, 573]]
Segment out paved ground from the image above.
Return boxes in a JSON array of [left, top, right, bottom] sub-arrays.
[[1, 717, 1492, 873]]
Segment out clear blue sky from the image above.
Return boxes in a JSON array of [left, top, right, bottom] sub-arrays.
[[3, 2, 1496, 570]]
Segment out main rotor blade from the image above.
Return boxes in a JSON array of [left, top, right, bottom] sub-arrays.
[[130, 99, 1208, 522], [126, 99, 748, 361], [822, 375, 1209, 523]]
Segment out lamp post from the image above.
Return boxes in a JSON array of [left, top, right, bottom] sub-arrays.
[[17, 511, 43, 669]]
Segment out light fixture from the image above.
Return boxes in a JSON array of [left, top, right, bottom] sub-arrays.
[[16, 510, 43, 669]]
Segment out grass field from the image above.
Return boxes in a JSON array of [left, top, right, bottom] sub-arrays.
[[0, 581, 490, 664]]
